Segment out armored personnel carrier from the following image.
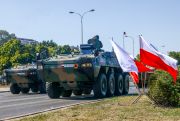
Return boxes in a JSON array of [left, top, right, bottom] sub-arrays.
[[38, 35, 130, 98], [5, 65, 46, 94]]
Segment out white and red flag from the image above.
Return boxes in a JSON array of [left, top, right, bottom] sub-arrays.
[[111, 39, 139, 84], [134, 60, 152, 72], [139, 36, 178, 83]]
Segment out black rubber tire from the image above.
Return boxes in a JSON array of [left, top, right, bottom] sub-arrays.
[[83, 89, 92, 95], [114, 74, 123, 96], [21, 88, 30, 94], [62, 90, 72, 97], [93, 73, 107, 98], [122, 74, 130, 95], [31, 83, 39, 93], [47, 82, 61, 99], [10, 83, 21, 94], [73, 90, 83, 96], [106, 73, 115, 97]]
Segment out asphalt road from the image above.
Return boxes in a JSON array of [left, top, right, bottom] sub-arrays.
[[0, 85, 137, 120]]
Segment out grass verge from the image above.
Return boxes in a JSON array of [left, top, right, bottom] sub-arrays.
[[18, 95, 180, 121]]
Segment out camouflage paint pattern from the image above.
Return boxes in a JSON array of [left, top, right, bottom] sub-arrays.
[[39, 51, 121, 90], [5, 67, 39, 88]]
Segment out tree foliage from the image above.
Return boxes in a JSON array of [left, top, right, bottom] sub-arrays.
[[168, 51, 180, 65], [0, 38, 73, 74], [0, 30, 16, 45]]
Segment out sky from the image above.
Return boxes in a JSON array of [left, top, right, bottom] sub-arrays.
[[0, 0, 180, 56]]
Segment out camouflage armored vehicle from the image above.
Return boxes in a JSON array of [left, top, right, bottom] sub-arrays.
[[5, 65, 46, 94], [38, 35, 130, 98]]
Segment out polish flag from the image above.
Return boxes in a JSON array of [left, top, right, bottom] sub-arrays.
[[134, 60, 152, 72], [140, 36, 178, 83], [129, 60, 152, 84], [111, 40, 139, 84]]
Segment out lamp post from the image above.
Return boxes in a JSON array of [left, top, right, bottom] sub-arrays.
[[124, 32, 135, 57], [69, 9, 95, 44], [123, 32, 126, 49], [161, 45, 166, 54]]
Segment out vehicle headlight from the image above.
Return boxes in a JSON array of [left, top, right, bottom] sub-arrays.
[[81, 63, 92, 68]]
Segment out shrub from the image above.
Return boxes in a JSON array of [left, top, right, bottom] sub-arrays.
[[147, 70, 180, 107]]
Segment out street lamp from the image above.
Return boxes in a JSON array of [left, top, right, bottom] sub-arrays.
[[161, 45, 166, 54], [123, 32, 126, 49], [69, 9, 95, 44], [124, 32, 135, 57]]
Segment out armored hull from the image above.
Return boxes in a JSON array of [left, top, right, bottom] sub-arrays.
[[5, 66, 46, 94], [40, 51, 130, 99]]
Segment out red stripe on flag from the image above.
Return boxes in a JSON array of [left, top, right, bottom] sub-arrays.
[[140, 49, 178, 82], [130, 72, 139, 84], [134, 60, 151, 72]]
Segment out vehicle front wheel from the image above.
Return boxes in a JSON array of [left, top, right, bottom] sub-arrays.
[[47, 82, 61, 99], [93, 73, 107, 98], [10, 83, 21, 94]]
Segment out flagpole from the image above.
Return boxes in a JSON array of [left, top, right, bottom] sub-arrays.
[[141, 72, 143, 92], [124, 32, 135, 57], [143, 72, 147, 93]]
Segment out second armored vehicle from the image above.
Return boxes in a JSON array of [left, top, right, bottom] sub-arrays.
[[5, 65, 46, 94]]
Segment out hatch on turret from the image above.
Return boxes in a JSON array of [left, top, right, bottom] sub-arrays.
[[80, 44, 94, 54]]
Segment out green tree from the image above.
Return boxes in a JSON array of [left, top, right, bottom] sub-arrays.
[[136, 54, 140, 61], [0, 38, 76, 74], [0, 30, 16, 45], [56, 45, 63, 55], [168, 51, 180, 65], [61, 45, 71, 54], [42, 40, 57, 48], [0, 39, 34, 73]]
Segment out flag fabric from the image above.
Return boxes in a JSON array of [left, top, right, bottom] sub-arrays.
[[129, 72, 139, 83], [139, 36, 178, 82], [134, 60, 151, 72], [110, 40, 139, 84]]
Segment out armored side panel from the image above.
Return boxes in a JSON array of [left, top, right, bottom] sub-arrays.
[[5, 65, 46, 94], [41, 55, 94, 90], [5, 68, 38, 86]]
